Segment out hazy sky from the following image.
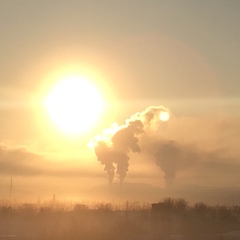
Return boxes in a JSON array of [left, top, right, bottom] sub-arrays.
[[0, 0, 240, 202]]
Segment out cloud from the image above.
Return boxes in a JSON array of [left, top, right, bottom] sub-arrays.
[[0, 145, 101, 178], [0, 145, 44, 176]]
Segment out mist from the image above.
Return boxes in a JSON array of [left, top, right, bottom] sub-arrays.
[[90, 105, 240, 189]]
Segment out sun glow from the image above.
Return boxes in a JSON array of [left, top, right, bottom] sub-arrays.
[[159, 111, 170, 122], [45, 75, 104, 136]]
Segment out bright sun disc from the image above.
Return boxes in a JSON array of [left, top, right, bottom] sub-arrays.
[[45, 76, 104, 135], [159, 111, 170, 122]]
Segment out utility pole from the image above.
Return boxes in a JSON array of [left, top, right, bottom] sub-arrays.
[[9, 177, 13, 201]]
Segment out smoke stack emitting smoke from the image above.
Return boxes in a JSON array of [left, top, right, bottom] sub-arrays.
[[89, 105, 177, 186]]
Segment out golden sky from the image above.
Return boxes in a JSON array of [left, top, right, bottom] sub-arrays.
[[0, 1, 240, 203]]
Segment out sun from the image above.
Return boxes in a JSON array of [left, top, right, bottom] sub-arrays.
[[44, 75, 104, 136], [159, 111, 170, 122]]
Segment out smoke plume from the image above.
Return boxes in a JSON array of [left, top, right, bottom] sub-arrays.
[[89, 106, 170, 184], [90, 105, 237, 187], [143, 138, 201, 187]]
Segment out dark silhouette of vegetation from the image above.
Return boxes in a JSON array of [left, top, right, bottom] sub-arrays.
[[0, 198, 239, 239]]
